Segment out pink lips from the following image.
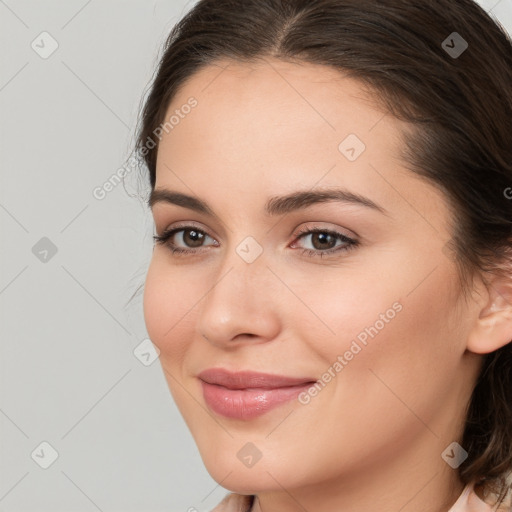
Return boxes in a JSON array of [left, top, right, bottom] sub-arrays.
[[198, 368, 316, 420]]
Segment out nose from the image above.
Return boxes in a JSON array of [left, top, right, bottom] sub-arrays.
[[197, 246, 282, 348]]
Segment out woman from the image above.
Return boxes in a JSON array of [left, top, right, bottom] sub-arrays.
[[135, 0, 512, 510]]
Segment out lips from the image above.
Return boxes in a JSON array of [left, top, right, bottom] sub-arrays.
[[198, 368, 317, 420]]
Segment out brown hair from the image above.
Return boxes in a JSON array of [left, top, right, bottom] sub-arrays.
[[134, 0, 512, 504]]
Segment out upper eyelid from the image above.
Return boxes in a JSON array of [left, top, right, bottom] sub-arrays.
[[295, 222, 357, 239], [157, 221, 212, 236], [153, 204, 361, 241], [157, 224, 218, 247]]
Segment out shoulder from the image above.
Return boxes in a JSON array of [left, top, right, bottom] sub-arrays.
[[210, 492, 254, 512], [455, 475, 512, 512]]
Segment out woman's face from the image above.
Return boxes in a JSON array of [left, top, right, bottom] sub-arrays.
[[143, 58, 483, 502]]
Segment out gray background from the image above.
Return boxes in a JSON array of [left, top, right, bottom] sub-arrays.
[[0, 1, 511, 511]]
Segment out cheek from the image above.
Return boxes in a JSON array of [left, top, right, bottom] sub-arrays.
[[298, 254, 463, 418], [306, 244, 461, 366], [356, 282, 459, 418], [143, 256, 199, 364]]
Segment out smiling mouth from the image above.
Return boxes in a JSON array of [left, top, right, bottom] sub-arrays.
[[198, 368, 317, 419]]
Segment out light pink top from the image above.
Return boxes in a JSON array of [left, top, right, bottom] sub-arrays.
[[211, 479, 512, 512]]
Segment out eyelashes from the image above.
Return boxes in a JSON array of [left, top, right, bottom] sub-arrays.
[[153, 224, 359, 259], [291, 226, 359, 258]]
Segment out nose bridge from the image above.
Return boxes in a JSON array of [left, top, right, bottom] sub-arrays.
[[197, 236, 281, 343], [208, 238, 270, 312], [215, 232, 271, 296]]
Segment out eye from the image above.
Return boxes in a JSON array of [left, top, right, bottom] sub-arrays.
[[290, 226, 359, 258], [153, 223, 359, 259], [153, 225, 218, 255]]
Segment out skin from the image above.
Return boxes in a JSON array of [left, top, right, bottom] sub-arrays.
[[143, 57, 512, 512]]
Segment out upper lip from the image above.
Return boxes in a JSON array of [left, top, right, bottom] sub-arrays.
[[198, 368, 317, 389]]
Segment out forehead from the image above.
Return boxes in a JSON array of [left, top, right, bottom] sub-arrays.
[[168, 57, 385, 136], [156, 57, 402, 179]]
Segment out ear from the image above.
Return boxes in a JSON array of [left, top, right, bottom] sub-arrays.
[[466, 266, 512, 355]]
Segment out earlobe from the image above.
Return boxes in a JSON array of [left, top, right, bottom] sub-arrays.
[[466, 272, 512, 355]]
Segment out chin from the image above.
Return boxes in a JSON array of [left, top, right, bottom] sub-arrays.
[[199, 444, 312, 495], [204, 463, 279, 495]]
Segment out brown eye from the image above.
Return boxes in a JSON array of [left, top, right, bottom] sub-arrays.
[[153, 225, 217, 255], [181, 229, 206, 248], [292, 227, 359, 258], [309, 232, 337, 250]]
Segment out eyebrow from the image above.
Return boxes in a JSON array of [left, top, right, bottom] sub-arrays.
[[148, 187, 388, 217]]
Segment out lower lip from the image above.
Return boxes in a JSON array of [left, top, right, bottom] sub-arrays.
[[200, 381, 313, 420]]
